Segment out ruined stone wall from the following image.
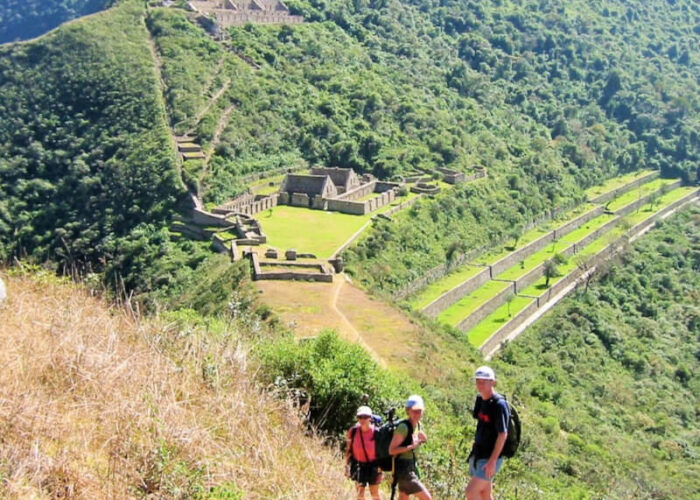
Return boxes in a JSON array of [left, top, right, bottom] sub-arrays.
[[326, 198, 368, 215], [192, 208, 231, 227], [291, 193, 310, 207], [214, 10, 304, 25], [422, 266, 491, 317], [238, 194, 278, 216], [337, 181, 376, 201], [456, 282, 515, 333], [375, 181, 400, 193], [589, 171, 659, 204]]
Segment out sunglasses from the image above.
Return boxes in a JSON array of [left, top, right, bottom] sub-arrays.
[[357, 415, 370, 419]]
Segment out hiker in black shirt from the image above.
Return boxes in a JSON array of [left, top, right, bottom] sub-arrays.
[[466, 366, 509, 500]]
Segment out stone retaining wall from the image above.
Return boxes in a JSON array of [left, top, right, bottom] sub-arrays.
[[589, 171, 659, 204], [192, 208, 231, 227], [488, 232, 555, 277], [456, 282, 515, 333], [479, 299, 538, 355], [628, 188, 699, 234], [572, 217, 621, 252], [552, 206, 605, 239], [422, 266, 490, 317], [614, 180, 682, 216]]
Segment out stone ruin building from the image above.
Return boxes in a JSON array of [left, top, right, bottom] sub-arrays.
[[277, 167, 400, 215], [187, 0, 303, 26]]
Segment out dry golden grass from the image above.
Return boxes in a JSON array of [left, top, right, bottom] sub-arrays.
[[0, 271, 353, 499]]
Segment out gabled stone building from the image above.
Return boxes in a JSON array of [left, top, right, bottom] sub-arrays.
[[278, 174, 338, 208], [310, 167, 361, 194]]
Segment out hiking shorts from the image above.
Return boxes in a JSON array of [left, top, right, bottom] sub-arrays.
[[468, 456, 504, 482], [351, 460, 382, 486], [395, 459, 428, 495], [397, 471, 428, 495]]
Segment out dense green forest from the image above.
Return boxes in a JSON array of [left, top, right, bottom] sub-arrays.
[[0, 0, 111, 43], [1, 0, 697, 298], [259, 206, 700, 498], [0, 1, 191, 295]]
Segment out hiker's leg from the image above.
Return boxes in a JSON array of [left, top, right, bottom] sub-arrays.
[[356, 484, 366, 499], [397, 493, 409, 500], [413, 490, 432, 500], [466, 477, 491, 500], [368, 484, 381, 500]]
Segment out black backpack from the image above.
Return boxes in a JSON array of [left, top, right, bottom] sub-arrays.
[[374, 416, 412, 471], [501, 395, 521, 458]]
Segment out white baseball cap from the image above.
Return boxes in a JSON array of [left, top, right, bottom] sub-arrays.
[[474, 366, 496, 381], [356, 405, 373, 417], [405, 394, 425, 411]]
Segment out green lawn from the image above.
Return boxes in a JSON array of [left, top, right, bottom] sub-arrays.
[[437, 280, 512, 328], [606, 178, 678, 212], [585, 169, 656, 200], [258, 206, 371, 258], [468, 296, 534, 347], [408, 265, 487, 310]]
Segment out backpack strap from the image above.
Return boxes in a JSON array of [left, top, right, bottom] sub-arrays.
[[358, 426, 370, 463]]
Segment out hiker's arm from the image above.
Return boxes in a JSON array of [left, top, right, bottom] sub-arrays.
[[483, 432, 507, 478], [389, 431, 419, 456]]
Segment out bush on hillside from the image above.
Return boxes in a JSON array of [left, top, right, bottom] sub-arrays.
[[256, 330, 405, 436]]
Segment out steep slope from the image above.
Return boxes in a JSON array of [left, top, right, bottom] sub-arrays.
[[0, 0, 112, 44], [0, 0, 183, 282], [0, 269, 352, 498]]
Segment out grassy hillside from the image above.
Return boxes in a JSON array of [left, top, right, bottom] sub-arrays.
[[0, 268, 352, 498], [0, 0, 112, 43]]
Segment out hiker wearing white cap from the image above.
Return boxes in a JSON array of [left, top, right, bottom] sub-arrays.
[[466, 366, 509, 500], [345, 405, 384, 499], [388, 395, 432, 500]]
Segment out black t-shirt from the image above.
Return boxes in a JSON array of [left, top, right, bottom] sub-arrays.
[[472, 392, 510, 459]]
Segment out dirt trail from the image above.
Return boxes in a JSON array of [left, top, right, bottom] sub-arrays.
[[329, 276, 387, 367]]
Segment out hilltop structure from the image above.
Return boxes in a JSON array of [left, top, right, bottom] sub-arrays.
[[187, 0, 303, 26]]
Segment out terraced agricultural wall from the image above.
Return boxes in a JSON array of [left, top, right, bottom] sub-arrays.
[[614, 180, 681, 216], [487, 232, 555, 277], [589, 171, 659, 204], [571, 217, 622, 252], [456, 282, 515, 333], [422, 266, 490, 317], [552, 206, 605, 239], [479, 299, 539, 355]]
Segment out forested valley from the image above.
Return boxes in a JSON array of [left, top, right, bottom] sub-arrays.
[[0, 0, 698, 498]]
